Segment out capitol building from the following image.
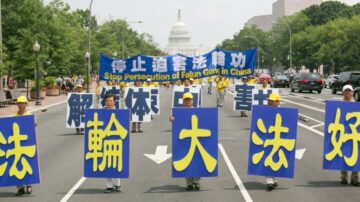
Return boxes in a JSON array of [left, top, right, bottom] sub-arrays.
[[164, 10, 210, 57]]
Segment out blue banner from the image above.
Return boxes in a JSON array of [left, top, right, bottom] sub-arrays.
[[100, 49, 257, 82], [0, 116, 40, 187], [248, 105, 298, 179], [172, 108, 218, 178], [67, 93, 94, 128], [84, 109, 130, 178], [323, 101, 360, 171], [233, 84, 256, 111]]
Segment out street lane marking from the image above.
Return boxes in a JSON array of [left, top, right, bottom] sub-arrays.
[[29, 100, 67, 113], [282, 98, 325, 113], [310, 123, 325, 129], [60, 177, 87, 202], [218, 144, 253, 202], [286, 94, 325, 104], [298, 122, 324, 137]]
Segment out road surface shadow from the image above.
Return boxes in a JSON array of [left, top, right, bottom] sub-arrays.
[[0, 192, 36, 198], [296, 181, 347, 188], [66, 188, 117, 195], [144, 185, 210, 193], [161, 129, 172, 133], [236, 182, 289, 191], [56, 133, 81, 137]]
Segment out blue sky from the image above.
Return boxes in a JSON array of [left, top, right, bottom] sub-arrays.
[[44, 0, 359, 49]]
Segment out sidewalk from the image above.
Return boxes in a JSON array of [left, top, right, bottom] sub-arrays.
[[0, 81, 97, 117]]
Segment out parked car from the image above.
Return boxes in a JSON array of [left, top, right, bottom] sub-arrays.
[[271, 75, 290, 88], [258, 73, 272, 84], [332, 71, 360, 94], [324, 74, 338, 88], [354, 87, 360, 101], [290, 73, 323, 93]]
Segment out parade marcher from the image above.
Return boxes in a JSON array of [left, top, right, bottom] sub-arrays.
[[95, 80, 103, 108], [143, 78, 154, 87], [189, 78, 194, 85], [183, 79, 190, 87], [120, 81, 129, 98], [169, 92, 201, 191], [265, 93, 281, 191], [215, 75, 226, 108], [74, 84, 84, 135], [240, 77, 249, 117], [248, 75, 257, 84], [207, 76, 214, 94], [340, 85, 359, 186], [259, 81, 269, 90], [103, 94, 122, 192], [13, 96, 36, 196], [131, 81, 143, 133], [223, 76, 231, 100]]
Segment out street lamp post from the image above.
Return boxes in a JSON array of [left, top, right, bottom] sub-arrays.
[[85, 51, 90, 93], [245, 35, 260, 75], [272, 21, 292, 70], [33, 41, 41, 105], [122, 20, 142, 59], [86, 0, 94, 93]]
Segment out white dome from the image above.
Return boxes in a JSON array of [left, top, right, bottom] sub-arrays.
[[167, 10, 192, 47]]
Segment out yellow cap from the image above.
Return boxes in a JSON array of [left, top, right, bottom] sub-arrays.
[[268, 93, 281, 101], [189, 78, 194, 81], [76, 84, 83, 89], [16, 96, 28, 103], [183, 92, 193, 100]]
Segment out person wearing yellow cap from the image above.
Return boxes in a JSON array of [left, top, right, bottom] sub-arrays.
[[143, 78, 154, 87], [13, 96, 36, 196], [339, 85, 359, 186], [215, 75, 226, 108], [189, 78, 195, 85], [207, 76, 215, 94], [169, 92, 201, 191], [265, 93, 280, 191]]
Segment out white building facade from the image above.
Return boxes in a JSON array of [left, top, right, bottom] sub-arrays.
[[165, 10, 210, 57]]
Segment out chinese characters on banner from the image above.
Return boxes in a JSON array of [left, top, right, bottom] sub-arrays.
[[0, 116, 40, 187], [172, 85, 202, 108], [252, 89, 279, 106], [172, 108, 218, 178], [66, 93, 94, 128], [323, 101, 360, 171], [124, 87, 159, 122], [248, 105, 298, 178], [233, 84, 256, 111], [99, 86, 121, 109], [84, 109, 130, 178], [99, 49, 257, 82]]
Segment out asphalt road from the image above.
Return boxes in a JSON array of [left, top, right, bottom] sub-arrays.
[[0, 85, 359, 202]]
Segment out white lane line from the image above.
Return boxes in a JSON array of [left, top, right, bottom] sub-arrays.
[[60, 177, 87, 202], [282, 98, 325, 113], [310, 123, 325, 129], [226, 90, 325, 139], [298, 122, 324, 137], [29, 100, 67, 113], [287, 94, 325, 104], [218, 144, 253, 202]]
